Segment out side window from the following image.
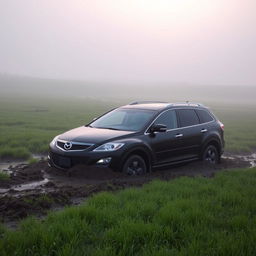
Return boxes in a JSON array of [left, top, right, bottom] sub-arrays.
[[196, 109, 214, 123], [177, 109, 199, 127], [154, 110, 177, 130]]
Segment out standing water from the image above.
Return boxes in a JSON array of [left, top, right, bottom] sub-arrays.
[[0, 154, 47, 173]]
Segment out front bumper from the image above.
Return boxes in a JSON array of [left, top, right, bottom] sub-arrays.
[[48, 148, 123, 171]]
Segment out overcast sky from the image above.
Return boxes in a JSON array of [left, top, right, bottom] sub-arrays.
[[0, 0, 255, 85]]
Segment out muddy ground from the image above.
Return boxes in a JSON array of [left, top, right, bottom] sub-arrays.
[[0, 153, 255, 228]]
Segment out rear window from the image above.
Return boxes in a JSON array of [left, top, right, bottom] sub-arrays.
[[196, 109, 214, 123], [177, 109, 199, 127]]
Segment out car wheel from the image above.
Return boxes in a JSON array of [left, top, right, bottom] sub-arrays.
[[122, 155, 147, 175], [203, 145, 219, 164]]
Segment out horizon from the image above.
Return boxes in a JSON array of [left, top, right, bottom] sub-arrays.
[[0, 72, 255, 88], [1, 73, 256, 106]]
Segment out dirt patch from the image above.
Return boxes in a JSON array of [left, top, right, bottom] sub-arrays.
[[0, 153, 253, 226]]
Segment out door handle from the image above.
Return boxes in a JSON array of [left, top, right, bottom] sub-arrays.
[[175, 133, 183, 138], [201, 129, 208, 133]]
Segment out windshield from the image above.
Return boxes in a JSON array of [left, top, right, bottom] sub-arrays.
[[89, 108, 156, 131]]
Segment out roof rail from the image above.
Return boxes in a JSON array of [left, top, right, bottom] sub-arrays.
[[169, 102, 204, 107], [129, 101, 168, 105]]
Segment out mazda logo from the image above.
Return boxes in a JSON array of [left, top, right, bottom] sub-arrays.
[[64, 141, 72, 150]]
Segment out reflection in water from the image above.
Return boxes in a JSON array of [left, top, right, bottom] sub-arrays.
[[0, 178, 49, 195], [222, 153, 256, 168]]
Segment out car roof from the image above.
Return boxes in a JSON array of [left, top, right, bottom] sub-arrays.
[[121, 101, 206, 111]]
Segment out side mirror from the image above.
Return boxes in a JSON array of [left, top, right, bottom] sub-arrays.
[[150, 124, 167, 133]]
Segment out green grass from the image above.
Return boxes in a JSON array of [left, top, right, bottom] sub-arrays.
[[0, 172, 10, 180], [1, 167, 256, 255], [23, 194, 54, 208], [212, 104, 256, 152], [27, 157, 39, 164], [0, 96, 255, 159], [0, 96, 117, 159]]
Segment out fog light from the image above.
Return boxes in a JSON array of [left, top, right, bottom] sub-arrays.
[[97, 157, 112, 165]]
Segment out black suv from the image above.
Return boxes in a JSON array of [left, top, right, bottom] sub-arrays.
[[48, 102, 224, 175]]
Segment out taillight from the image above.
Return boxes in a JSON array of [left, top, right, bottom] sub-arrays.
[[218, 121, 224, 130]]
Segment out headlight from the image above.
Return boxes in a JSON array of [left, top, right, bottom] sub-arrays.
[[93, 142, 124, 152], [50, 135, 59, 145]]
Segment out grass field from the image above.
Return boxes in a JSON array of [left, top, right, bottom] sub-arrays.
[[0, 96, 116, 159], [1, 167, 256, 255], [0, 96, 255, 159], [210, 103, 256, 152]]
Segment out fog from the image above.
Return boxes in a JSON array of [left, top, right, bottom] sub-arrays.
[[1, 0, 256, 86], [1, 74, 256, 107]]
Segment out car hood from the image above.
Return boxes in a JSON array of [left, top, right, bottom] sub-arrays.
[[58, 126, 135, 144]]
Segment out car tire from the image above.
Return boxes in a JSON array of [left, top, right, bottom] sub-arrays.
[[122, 155, 147, 175], [202, 145, 219, 164]]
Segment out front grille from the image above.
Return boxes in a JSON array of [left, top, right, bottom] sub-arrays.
[[56, 140, 92, 151]]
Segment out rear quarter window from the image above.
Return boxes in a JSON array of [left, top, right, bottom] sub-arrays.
[[177, 109, 199, 127], [196, 109, 214, 123]]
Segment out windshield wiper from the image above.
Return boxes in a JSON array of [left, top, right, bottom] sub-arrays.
[[87, 126, 121, 130], [102, 127, 121, 130]]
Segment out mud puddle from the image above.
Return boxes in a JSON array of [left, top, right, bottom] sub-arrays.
[[0, 154, 47, 172], [0, 152, 255, 227], [223, 152, 256, 168]]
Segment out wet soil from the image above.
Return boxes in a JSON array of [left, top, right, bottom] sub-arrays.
[[0, 153, 254, 227]]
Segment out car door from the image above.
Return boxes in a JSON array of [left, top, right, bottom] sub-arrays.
[[175, 108, 204, 159], [146, 109, 185, 165]]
